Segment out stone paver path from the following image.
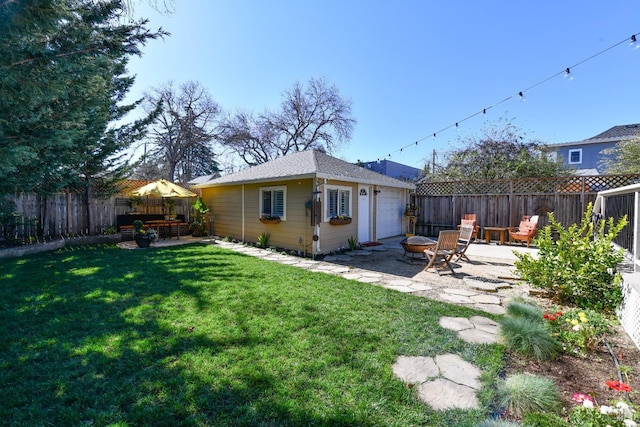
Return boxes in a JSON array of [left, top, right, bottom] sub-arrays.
[[392, 315, 499, 410]]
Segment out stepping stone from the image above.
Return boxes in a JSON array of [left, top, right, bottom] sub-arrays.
[[439, 293, 474, 304], [442, 288, 477, 296], [384, 285, 414, 293], [475, 303, 506, 315], [470, 294, 501, 304], [387, 279, 413, 287], [417, 378, 479, 410], [392, 356, 439, 383], [360, 272, 383, 278], [326, 266, 351, 274], [353, 251, 373, 256], [435, 354, 481, 390], [409, 283, 433, 291], [341, 273, 362, 280], [439, 316, 473, 332], [469, 316, 500, 334], [357, 276, 382, 283], [458, 328, 499, 344]]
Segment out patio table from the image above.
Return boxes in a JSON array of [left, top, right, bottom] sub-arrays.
[[483, 226, 509, 245]]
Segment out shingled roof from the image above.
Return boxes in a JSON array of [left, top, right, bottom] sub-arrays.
[[587, 124, 640, 141], [193, 150, 415, 189], [553, 123, 640, 147]]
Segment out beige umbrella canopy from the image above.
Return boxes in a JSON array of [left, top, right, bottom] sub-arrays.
[[129, 179, 196, 198]]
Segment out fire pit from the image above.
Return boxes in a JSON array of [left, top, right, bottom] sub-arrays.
[[400, 236, 437, 261]]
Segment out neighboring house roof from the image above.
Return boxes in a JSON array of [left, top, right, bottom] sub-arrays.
[[193, 150, 415, 189], [552, 123, 640, 147]]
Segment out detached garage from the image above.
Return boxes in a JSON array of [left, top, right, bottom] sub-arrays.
[[193, 150, 415, 255], [376, 187, 405, 239]]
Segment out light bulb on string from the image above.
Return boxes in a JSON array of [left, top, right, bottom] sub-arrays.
[[564, 67, 573, 81], [631, 35, 640, 50], [519, 91, 526, 102], [482, 108, 487, 116]]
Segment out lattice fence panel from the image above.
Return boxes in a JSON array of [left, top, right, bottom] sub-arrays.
[[418, 174, 640, 196], [619, 280, 640, 350]]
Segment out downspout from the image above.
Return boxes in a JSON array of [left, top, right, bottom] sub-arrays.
[[242, 184, 245, 241], [315, 178, 327, 254]]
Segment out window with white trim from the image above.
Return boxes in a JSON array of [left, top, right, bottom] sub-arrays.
[[260, 186, 286, 219], [325, 185, 351, 220], [568, 149, 582, 164]]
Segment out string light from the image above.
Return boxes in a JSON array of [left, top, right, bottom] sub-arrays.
[[564, 67, 573, 81], [373, 30, 640, 163]]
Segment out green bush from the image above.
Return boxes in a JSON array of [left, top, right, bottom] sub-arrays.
[[522, 411, 571, 426], [257, 232, 270, 248], [544, 308, 612, 356], [505, 300, 544, 321], [499, 373, 561, 418], [514, 203, 627, 312], [500, 316, 560, 361]]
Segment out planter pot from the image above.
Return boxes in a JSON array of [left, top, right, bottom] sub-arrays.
[[260, 217, 281, 224], [329, 218, 352, 225], [134, 235, 152, 248]]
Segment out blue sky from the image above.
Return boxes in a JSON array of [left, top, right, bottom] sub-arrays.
[[126, 1, 640, 169]]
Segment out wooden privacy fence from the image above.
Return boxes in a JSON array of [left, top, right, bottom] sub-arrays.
[[2, 192, 194, 242], [414, 174, 640, 237]]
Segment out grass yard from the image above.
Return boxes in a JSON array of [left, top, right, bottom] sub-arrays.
[[0, 243, 504, 426]]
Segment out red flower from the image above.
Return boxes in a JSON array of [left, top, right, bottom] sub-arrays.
[[548, 316, 556, 321], [543, 313, 549, 319], [605, 380, 632, 392], [555, 311, 563, 317]]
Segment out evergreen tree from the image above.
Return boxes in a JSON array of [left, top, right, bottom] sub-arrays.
[[0, 0, 165, 233]]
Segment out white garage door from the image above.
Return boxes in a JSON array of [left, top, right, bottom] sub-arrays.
[[376, 187, 404, 239]]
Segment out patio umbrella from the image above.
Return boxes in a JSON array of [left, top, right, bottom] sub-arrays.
[[128, 179, 196, 198]]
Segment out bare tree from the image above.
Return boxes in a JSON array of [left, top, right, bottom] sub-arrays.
[[141, 80, 221, 182], [218, 77, 356, 166]]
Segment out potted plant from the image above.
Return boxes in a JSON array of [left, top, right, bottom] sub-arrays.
[[404, 203, 418, 217], [133, 219, 157, 248], [190, 197, 209, 237]]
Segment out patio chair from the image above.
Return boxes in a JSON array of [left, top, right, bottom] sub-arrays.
[[458, 213, 479, 239], [508, 215, 539, 248], [424, 230, 460, 275], [453, 224, 475, 262]]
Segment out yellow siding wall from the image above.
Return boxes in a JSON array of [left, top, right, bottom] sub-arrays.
[[202, 178, 370, 254]]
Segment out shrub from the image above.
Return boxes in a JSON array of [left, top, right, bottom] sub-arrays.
[[544, 308, 613, 356], [498, 373, 561, 418], [347, 235, 358, 251], [500, 316, 560, 361], [522, 411, 571, 426], [505, 300, 544, 321], [514, 203, 627, 312], [257, 232, 270, 248]]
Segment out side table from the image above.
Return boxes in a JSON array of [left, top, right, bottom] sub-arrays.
[[484, 226, 509, 245]]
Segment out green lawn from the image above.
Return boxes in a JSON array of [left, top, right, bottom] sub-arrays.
[[0, 243, 504, 426]]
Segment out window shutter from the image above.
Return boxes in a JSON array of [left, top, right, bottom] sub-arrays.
[[340, 190, 350, 216], [274, 190, 284, 217], [328, 189, 338, 217]]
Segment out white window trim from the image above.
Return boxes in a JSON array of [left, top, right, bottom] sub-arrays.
[[568, 148, 582, 165], [259, 185, 287, 220], [324, 185, 352, 222]]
